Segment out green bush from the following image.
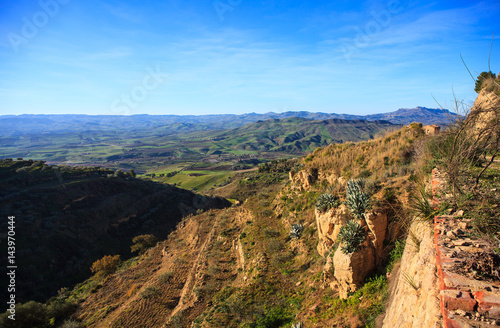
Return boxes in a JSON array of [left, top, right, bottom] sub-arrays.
[[337, 220, 365, 254], [46, 299, 78, 324], [315, 193, 340, 212], [131, 234, 158, 255], [0, 301, 49, 328], [255, 306, 293, 328]]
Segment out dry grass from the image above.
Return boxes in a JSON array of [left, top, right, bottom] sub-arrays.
[[304, 125, 424, 182]]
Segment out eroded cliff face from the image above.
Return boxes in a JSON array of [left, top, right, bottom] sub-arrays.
[[333, 237, 377, 299], [382, 220, 441, 328], [315, 204, 351, 256], [293, 168, 390, 299], [327, 211, 387, 299]]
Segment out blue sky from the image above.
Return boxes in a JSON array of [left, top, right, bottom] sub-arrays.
[[0, 0, 498, 116]]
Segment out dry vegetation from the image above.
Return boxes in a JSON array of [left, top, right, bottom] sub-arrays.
[[304, 124, 425, 181]]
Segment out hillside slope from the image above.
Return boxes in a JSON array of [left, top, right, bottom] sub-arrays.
[[214, 117, 398, 153], [58, 125, 427, 328], [0, 160, 231, 309]]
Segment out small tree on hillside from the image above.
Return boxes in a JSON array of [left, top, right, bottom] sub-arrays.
[[90, 255, 121, 277], [131, 234, 158, 255]]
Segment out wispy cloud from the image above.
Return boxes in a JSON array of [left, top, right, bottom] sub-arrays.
[[99, 1, 143, 23]]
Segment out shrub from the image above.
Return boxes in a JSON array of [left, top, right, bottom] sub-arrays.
[[0, 301, 48, 328], [408, 185, 434, 221], [337, 220, 365, 254], [158, 271, 173, 284], [60, 320, 82, 328], [345, 179, 371, 220], [140, 286, 161, 300], [255, 306, 293, 328], [315, 193, 340, 212], [263, 228, 280, 238], [131, 234, 158, 255], [289, 223, 304, 239], [46, 299, 78, 324], [266, 239, 284, 254], [90, 255, 121, 277]]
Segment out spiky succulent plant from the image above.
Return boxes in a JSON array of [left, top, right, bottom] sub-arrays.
[[289, 223, 304, 239], [315, 193, 340, 212], [345, 179, 371, 220], [337, 220, 365, 254]]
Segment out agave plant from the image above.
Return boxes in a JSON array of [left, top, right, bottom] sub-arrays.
[[315, 193, 340, 212], [337, 220, 365, 254], [345, 179, 371, 220], [289, 223, 304, 239]]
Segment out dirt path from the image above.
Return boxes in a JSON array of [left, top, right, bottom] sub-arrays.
[[169, 214, 220, 319]]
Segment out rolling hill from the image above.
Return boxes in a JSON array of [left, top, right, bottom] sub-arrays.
[[213, 117, 398, 153]]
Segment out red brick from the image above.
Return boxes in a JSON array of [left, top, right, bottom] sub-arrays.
[[443, 317, 467, 328], [473, 291, 500, 318], [441, 289, 477, 312]]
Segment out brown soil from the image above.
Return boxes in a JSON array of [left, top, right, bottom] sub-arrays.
[[455, 251, 500, 281]]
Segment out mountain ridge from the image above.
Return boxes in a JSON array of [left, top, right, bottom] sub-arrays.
[[0, 107, 455, 136]]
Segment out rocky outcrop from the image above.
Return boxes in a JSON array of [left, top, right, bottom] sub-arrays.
[[315, 204, 351, 256], [382, 220, 441, 328], [365, 211, 388, 263], [469, 88, 499, 139], [289, 169, 317, 191], [316, 207, 387, 260], [318, 207, 388, 298], [333, 238, 376, 299]]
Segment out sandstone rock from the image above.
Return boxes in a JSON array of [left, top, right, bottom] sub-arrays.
[[365, 211, 388, 263], [382, 221, 441, 328], [315, 204, 351, 257], [289, 169, 316, 191], [333, 244, 375, 299]]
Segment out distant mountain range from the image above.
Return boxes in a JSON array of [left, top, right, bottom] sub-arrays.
[[0, 107, 455, 136]]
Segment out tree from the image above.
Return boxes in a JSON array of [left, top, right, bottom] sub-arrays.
[[90, 255, 121, 277], [131, 234, 158, 255]]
